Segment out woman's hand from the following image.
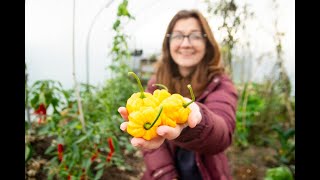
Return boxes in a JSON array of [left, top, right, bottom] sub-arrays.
[[183, 97, 202, 128], [118, 100, 202, 150]]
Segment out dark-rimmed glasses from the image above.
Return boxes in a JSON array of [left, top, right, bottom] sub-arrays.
[[167, 32, 207, 46]]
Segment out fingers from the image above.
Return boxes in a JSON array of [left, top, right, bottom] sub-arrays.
[[118, 107, 129, 121], [157, 125, 186, 140], [188, 110, 202, 128], [120, 122, 128, 132], [131, 137, 165, 150], [187, 103, 202, 128]]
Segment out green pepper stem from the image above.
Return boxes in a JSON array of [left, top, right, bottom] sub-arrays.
[[152, 84, 168, 91], [144, 106, 163, 130], [183, 84, 195, 108], [128, 72, 146, 99]]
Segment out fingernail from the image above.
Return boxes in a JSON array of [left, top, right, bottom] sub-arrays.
[[120, 126, 125, 131], [120, 123, 126, 131]]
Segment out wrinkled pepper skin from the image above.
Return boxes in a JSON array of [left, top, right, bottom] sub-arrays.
[[151, 85, 176, 127], [153, 89, 171, 105], [127, 107, 162, 140], [160, 113, 177, 127], [160, 94, 191, 124], [126, 92, 158, 114]]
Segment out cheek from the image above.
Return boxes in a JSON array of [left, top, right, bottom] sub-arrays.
[[169, 44, 176, 52], [169, 44, 178, 57], [199, 49, 206, 59], [196, 46, 206, 59]]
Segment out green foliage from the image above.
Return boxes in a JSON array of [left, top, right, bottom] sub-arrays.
[[117, 0, 133, 18], [25, 144, 32, 163], [235, 82, 266, 148], [29, 80, 66, 114], [47, 121, 119, 179], [26, 79, 136, 179], [234, 80, 295, 177], [271, 125, 295, 168], [264, 166, 293, 180], [25, 0, 137, 178]]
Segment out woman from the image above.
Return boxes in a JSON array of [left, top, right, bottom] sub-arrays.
[[118, 9, 238, 180]]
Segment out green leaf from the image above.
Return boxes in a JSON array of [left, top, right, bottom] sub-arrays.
[[113, 19, 120, 30], [264, 166, 293, 180], [25, 144, 32, 162], [44, 145, 56, 155], [30, 94, 39, 108], [94, 169, 104, 180], [284, 128, 295, 139], [74, 135, 87, 144], [94, 162, 105, 170], [83, 158, 92, 171]]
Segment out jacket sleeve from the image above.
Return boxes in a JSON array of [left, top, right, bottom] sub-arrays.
[[172, 76, 238, 155], [141, 77, 179, 180]]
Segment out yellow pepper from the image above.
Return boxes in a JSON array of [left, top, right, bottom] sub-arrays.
[[160, 84, 195, 124], [152, 84, 172, 105], [126, 72, 158, 114], [124, 72, 195, 140], [159, 112, 177, 127], [127, 106, 163, 140], [151, 84, 177, 127]]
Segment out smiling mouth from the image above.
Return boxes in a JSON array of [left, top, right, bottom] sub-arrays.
[[179, 52, 194, 56]]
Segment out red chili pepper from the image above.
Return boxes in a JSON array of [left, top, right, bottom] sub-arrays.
[[91, 144, 100, 162], [106, 152, 113, 162], [91, 153, 98, 162], [34, 103, 47, 124], [67, 174, 72, 180], [108, 138, 114, 152], [35, 103, 46, 115], [106, 137, 114, 162], [57, 144, 63, 163]]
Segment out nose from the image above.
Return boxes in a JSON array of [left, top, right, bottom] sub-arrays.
[[180, 37, 192, 47]]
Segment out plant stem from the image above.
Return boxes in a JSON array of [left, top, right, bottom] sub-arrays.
[[152, 84, 168, 91], [144, 106, 163, 130], [72, 0, 86, 132], [128, 72, 146, 98], [183, 84, 195, 108]]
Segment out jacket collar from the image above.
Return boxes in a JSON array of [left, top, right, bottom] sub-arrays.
[[196, 75, 222, 102]]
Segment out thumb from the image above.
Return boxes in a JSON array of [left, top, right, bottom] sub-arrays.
[[187, 103, 202, 128]]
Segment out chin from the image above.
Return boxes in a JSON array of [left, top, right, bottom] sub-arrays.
[[177, 59, 199, 66], [178, 63, 197, 68]]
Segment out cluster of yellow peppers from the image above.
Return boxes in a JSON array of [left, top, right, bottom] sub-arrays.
[[125, 72, 195, 140]]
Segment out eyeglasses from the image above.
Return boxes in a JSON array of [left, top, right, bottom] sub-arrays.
[[167, 32, 207, 46]]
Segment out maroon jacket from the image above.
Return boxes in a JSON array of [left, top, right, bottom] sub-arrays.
[[142, 73, 238, 180]]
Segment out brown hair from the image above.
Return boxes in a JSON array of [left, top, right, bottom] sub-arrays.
[[155, 9, 224, 98]]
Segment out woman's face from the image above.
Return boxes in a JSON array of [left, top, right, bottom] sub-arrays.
[[169, 17, 206, 77]]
